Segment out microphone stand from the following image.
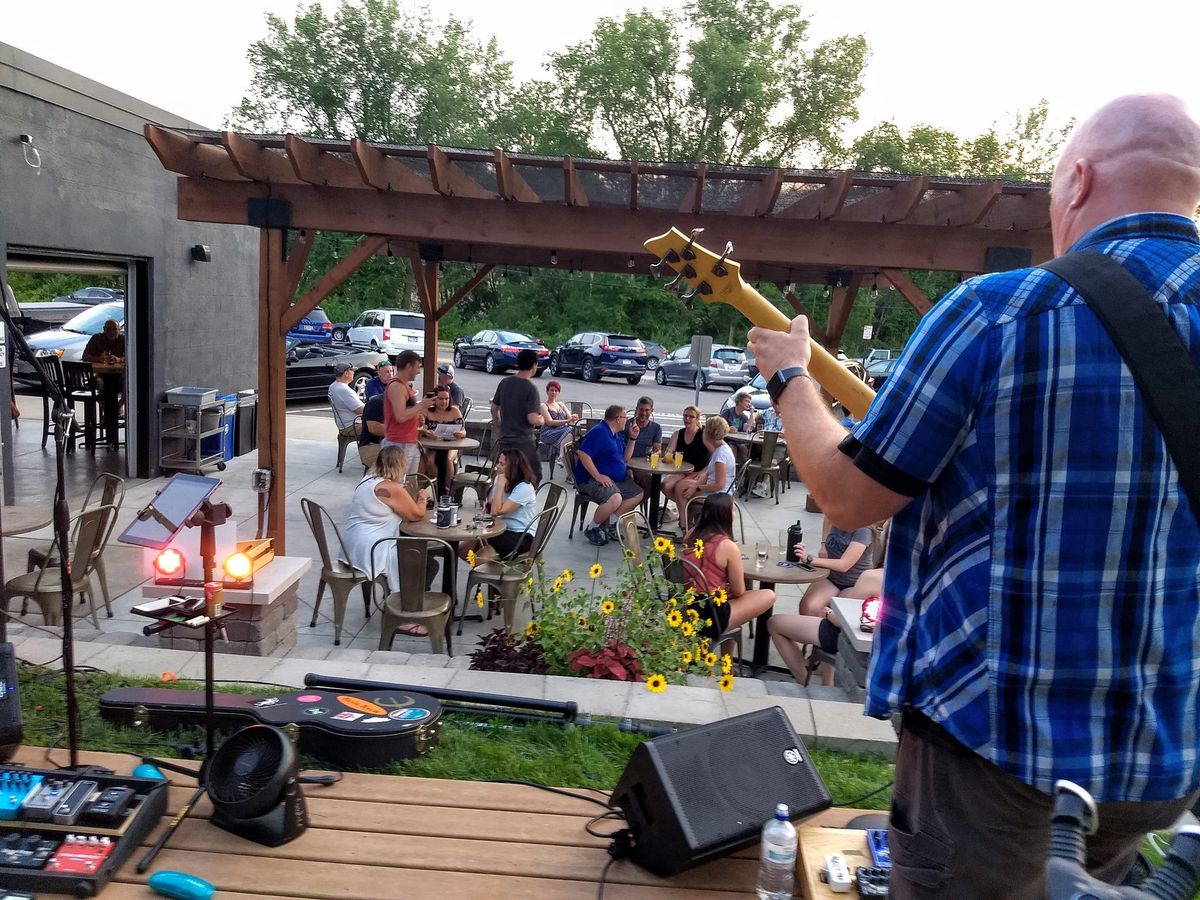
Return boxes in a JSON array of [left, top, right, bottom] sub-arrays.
[[0, 291, 80, 768]]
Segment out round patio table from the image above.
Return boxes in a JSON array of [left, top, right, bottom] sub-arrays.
[[625, 456, 693, 531], [743, 547, 830, 673], [418, 435, 479, 496], [400, 513, 505, 597], [0, 502, 53, 536]]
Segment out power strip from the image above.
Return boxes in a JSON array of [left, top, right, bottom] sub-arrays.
[[825, 853, 852, 893]]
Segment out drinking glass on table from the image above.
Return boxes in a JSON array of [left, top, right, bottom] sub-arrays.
[[755, 542, 768, 568], [650, 451, 660, 468], [673, 451, 683, 468]]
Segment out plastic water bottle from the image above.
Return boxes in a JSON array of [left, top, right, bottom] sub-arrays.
[[756, 802, 797, 899]]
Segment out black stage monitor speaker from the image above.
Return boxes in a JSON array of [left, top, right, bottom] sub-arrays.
[[611, 707, 830, 877], [0, 643, 22, 762], [206, 725, 307, 847]]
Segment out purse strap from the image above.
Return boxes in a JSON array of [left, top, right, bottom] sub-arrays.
[[1041, 250, 1200, 519]]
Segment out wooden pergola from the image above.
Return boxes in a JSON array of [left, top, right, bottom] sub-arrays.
[[145, 126, 1052, 550]]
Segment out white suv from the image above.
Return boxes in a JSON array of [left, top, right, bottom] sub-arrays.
[[347, 308, 426, 354]]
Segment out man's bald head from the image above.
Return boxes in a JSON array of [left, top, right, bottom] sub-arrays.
[[1050, 94, 1200, 255]]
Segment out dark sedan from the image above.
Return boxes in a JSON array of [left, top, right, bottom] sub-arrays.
[[453, 329, 549, 375], [285, 338, 379, 400]]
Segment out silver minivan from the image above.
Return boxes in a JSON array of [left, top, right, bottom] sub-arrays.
[[347, 308, 426, 355]]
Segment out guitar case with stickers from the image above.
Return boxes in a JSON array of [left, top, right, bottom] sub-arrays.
[[99, 687, 442, 767]]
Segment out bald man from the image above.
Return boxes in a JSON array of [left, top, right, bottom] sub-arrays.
[[750, 95, 1200, 897]]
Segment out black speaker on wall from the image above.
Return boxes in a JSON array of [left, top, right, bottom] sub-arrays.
[[610, 707, 830, 876]]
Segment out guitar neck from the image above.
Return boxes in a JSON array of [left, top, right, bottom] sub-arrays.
[[734, 284, 876, 420]]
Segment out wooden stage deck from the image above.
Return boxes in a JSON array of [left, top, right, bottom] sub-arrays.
[[18, 747, 871, 898]]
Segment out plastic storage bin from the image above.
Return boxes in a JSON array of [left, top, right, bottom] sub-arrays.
[[236, 390, 258, 456], [201, 395, 238, 462]]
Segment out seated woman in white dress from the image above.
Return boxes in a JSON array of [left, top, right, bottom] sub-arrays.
[[342, 445, 431, 636]]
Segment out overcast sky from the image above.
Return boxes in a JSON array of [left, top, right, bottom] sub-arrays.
[[7, 0, 1199, 145]]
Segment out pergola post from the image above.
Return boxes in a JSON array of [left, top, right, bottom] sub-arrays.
[[257, 228, 291, 552], [409, 252, 441, 393]]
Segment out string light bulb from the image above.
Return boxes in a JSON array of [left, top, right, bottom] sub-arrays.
[[550, 250, 558, 266]]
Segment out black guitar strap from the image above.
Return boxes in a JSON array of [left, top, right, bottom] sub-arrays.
[[1041, 250, 1200, 520]]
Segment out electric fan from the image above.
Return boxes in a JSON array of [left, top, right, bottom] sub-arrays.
[[206, 724, 308, 847]]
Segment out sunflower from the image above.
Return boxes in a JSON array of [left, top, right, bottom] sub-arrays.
[[666, 609, 683, 628], [705, 618, 713, 628], [711, 587, 728, 606], [718, 673, 734, 692], [653, 535, 671, 554], [577, 616, 587, 626], [684, 587, 697, 603], [601, 600, 615, 616], [475, 590, 485, 608], [704, 651, 718, 667], [668, 596, 678, 608], [589, 563, 603, 579], [666, 544, 677, 561], [466, 548, 477, 568], [562, 568, 573, 583], [552, 577, 564, 594], [681, 621, 695, 638], [524, 622, 539, 638], [680, 650, 693, 665], [721, 653, 733, 674], [526, 576, 535, 590], [692, 538, 704, 558], [645, 674, 667, 693], [686, 608, 700, 621]]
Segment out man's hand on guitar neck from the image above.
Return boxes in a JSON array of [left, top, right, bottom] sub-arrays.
[[746, 314, 812, 380]]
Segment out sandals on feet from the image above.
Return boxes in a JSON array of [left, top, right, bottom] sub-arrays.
[[397, 623, 429, 637]]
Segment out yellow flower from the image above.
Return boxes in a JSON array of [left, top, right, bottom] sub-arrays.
[[692, 538, 704, 558], [712, 587, 728, 606], [666, 544, 676, 560], [552, 577, 563, 594], [646, 674, 667, 693], [681, 622, 695, 638], [704, 651, 718, 667], [527, 576, 535, 589], [475, 590, 485, 608], [562, 568, 573, 583], [686, 608, 699, 621], [589, 563, 603, 579], [721, 653, 733, 674], [653, 536, 671, 554], [666, 610, 683, 628], [681, 650, 693, 665], [466, 548, 476, 568], [705, 618, 713, 628], [718, 673, 734, 692], [524, 622, 539, 638], [601, 600, 615, 616], [577, 616, 587, 626]]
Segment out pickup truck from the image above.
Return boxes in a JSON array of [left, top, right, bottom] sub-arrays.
[[862, 348, 900, 366]]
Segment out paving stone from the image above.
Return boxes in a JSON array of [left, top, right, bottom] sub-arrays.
[[764, 681, 807, 699], [13, 637, 66, 667], [265, 657, 371, 689], [808, 699, 898, 759], [543, 675, 630, 720], [404, 654, 450, 668], [362, 664, 459, 690], [450, 669, 545, 700], [728, 677, 767, 696], [89, 631, 139, 646], [625, 683, 726, 727], [85, 645, 199, 680], [365, 651, 412, 667], [324, 649, 373, 663], [206, 654, 280, 685], [445, 655, 472, 669], [287, 645, 334, 661], [721, 695, 813, 738], [806, 685, 851, 703]]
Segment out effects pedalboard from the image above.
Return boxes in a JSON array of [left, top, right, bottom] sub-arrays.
[[0, 765, 168, 896]]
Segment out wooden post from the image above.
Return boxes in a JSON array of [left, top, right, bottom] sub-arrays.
[[410, 253, 442, 393], [257, 229, 291, 553]]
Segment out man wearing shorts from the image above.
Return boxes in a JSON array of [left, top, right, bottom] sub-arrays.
[[382, 350, 434, 474], [573, 404, 644, 546]]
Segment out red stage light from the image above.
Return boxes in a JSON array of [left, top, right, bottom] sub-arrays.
[[154, 548, 185, 577]]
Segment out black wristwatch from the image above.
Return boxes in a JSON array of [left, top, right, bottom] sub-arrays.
[[767, 366, 808, 403]]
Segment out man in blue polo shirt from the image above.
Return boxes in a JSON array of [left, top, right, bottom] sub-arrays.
[[574, 404, 644, 546], [750, 94, 1200, 896]]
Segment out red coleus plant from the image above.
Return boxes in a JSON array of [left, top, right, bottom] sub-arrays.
[[568, 641, 644, 681]]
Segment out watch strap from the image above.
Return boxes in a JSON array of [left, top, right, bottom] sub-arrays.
[[768, 366, 807, 403]]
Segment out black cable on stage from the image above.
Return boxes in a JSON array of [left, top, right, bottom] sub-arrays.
[[832, 780, 894, 808], [485, 778, 613, 810]]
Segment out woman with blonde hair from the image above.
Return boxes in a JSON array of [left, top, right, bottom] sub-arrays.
[[674, 415, 735, 512], [341, 445, 431, 636], [661, 405, 709, 521]]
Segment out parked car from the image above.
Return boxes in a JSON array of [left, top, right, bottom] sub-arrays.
[[655, 343, 748, 391], [740, 352, 759, 381], [866, 357, 900, 391], [15, 302, 125, 380], [862, 348, 900, 366], [641, 340, 667, 371], [549, 332, 647, 384], [453, 330, 549, 375], [286, 305, 333, 344], [52, 286, 124, 304], [721, 374, 770, 413], [330, 320, 352, 343], [284, 338, 379, 400], [347, 308, 425, 355]]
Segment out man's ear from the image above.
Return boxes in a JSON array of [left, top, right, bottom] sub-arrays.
[[1068, 159, 1094, 210]]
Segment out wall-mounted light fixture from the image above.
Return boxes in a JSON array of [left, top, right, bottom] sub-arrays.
[[190, 244, 212, 263], [550, 250, 559, 266], [627, 255, 635, 269], [17, 134, 41, 169]]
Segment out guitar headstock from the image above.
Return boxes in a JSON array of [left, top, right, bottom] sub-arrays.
[[643, 227, 750, 311]]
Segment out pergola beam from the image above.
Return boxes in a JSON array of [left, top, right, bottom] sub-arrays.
[[563, 156, 589, 207], [145, 124, 249, 181], [782, 288, 828, 346], [879, 268, 932, 315], [775, 169, 853, 219], [493, 148, 540, 203], [730, 170, 783, 218], [836, 176, 929, 224], [257, 228, 290, 552], [280, 234, 388, 333], [285, 134, 367, 189], [980, 191, 1051, 231], [223, 131, 300, 184], [408, 250, 442, 392], [437, 264, 496, 321], [679, 163, 707, 214], [824, 272, 864, 351], [352, 139, 438, 194], [908, 180, 1002, 227], [427, 145, 494, 200], [283, 229, 314, 302]]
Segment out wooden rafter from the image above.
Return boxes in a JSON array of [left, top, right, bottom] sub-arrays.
[[730, 170, 783, 218], [836, 176, 930, 224], [283, 229, 314, 302], [281, 235, 388, 334], [679, 162, 707, 215], [285, 134, 366, 189], [222, 131, 300, 184], [629, 160, 639, 211], [782, 289, 828, 346], [563, 156, 589, 207], [437, 264, 495, 321], [426, 145, 494, 200], [824, 272, 864, 350], [144, 125, 248, 182], [908, 180, 1002, 227], [493, 148, 540, 203], [980, 191, 1051, 231], [351, 139, 437, 194], [879, 268, 932, 315], [775, 169, 853, 219]]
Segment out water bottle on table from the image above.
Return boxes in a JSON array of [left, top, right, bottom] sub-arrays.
[[756, 802, 797, 899]]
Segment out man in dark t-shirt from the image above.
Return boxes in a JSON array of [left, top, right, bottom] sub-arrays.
[[82, 319, 125, 363], [490, 348, 544, 483]]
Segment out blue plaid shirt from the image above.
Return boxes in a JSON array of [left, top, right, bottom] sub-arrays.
[[843, 213, 1200, 802]]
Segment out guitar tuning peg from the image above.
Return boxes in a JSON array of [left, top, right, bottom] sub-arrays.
[[712, 241, 734, 277], [681, 228, 705, 261], [665, 270, 687, 290], [680, 281, 712, 302], [649, 248, 680, 277]]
